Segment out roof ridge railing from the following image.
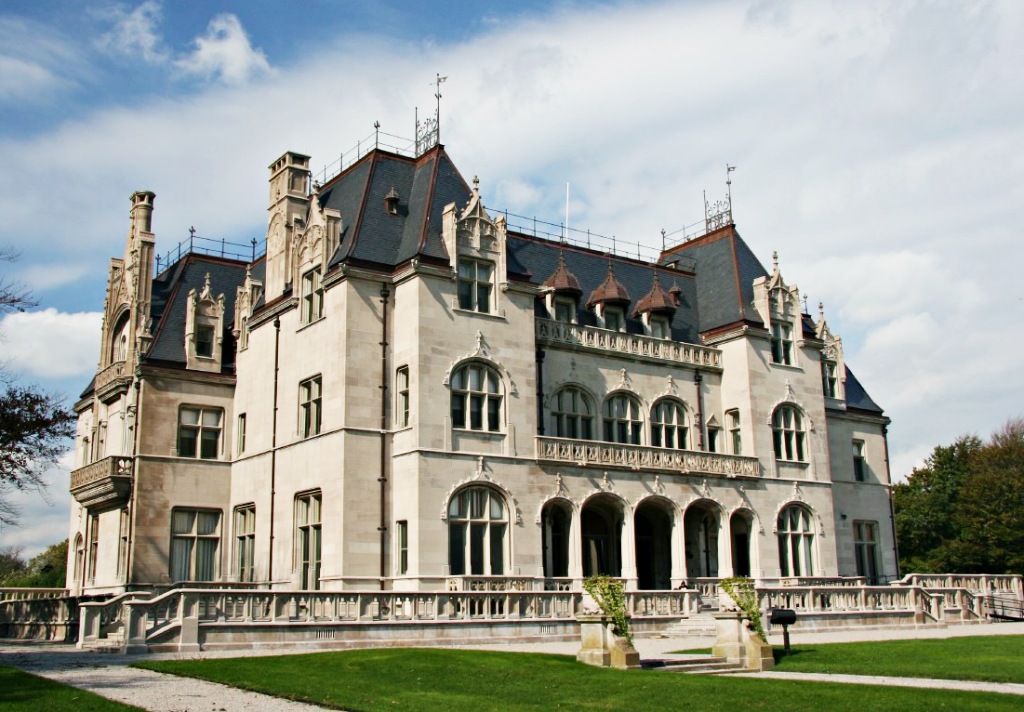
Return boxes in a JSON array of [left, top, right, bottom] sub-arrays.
[[155, 234, 267, 276], [314, 129, 422, 188]]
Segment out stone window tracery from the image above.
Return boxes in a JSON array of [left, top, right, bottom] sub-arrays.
[[448, 486, 507, 576], [450, 362, 503, 432], [772, 405, 805, 462], [777, 504, 814, 577]]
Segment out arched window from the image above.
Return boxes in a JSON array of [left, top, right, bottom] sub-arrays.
[[551, 386, 594, 439], [777, 504, 815, 576], [602, 393, 642, 444], [772, 405, 806, 461], [448, 487, 508, 575], [110, 312, 130, 363], [650, 399, 688, 449], [450, 362, 503, 432]]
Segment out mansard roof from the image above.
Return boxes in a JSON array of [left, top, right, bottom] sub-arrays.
[[508, 236, 700, 344], [322, 145, 473, 269], [144, 253, 250, 369], [660, 224, 766, 332], [843, 366, 884, 414]]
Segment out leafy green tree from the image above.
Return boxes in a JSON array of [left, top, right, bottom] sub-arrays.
[[0, 546, 27, 581], [0, 540, 68, 588], [953, 419, 1024, 574], [893, 434, 982, 572]]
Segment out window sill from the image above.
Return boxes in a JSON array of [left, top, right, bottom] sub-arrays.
[[452, 305, 507, 321], [297, 316, 326, 333], [769, 362, 803, 372], [452, 428, 506, 439], [775, 458, 810, 467]]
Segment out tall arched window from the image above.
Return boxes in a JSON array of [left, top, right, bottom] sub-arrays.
[[110, 312, 130, 363], [772, 405, 806, 461], [552, 386, 594, 439], [777, 504, 815, 576], [603, 393, 642, 444], [450, 362, 503, 432], [650, 399, 688, 449], [448, 487, 508, 575]]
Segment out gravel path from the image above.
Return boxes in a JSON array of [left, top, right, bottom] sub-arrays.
[[3, 622, 1024, 710]]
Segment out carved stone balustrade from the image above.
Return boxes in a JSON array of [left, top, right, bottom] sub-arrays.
[[69, 456, 134, 509], [536, 436, 761, 478], [94, 360, 131, 401], [535, 318, 722, 371]]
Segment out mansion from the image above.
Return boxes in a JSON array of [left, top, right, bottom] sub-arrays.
[[66, 141, 897, 597]]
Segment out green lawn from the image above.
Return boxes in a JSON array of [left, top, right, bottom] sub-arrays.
[[0, 666, 144, 712], [137, 648, 1021, 712], [772, 634, 1024, 684]]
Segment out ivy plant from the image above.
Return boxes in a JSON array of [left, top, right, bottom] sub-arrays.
[[582, 575, 632, 646], [719, 576, 767, 641]]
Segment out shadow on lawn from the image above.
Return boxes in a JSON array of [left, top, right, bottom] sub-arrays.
[[773, 647, 817, 663]]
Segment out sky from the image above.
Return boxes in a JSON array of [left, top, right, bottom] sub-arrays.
[[1, 0, 1022, 557]]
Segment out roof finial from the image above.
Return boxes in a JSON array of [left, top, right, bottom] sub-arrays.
[[772, 250, 779, 272], [472, 175, 480, 195], [818, 301, 825, 322]]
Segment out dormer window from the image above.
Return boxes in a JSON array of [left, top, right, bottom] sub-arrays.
[[771, 322, 793, 365], [650, 315, 671, 339], [822, 360, 838, 398], [195, 325, 215, 358], [554, 296, 576, 324], [384, 187, 399, 215], [301, 266, 324, 323], [603, 306, 624, 332], [457, 258, 493, 314]]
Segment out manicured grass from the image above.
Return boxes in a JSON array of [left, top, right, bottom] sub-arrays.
[[772, 635, 1024, 684], [137, 648, 1020, 711], [0, 666, 144, 711], [667, 647, 713, 654]]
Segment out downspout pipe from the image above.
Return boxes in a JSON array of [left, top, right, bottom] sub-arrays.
[[694, 371, 705, 450], [378, 283, 391, 590], [882, 424, 900, 579], [268, 316, 281, 586], [535, 347, 545, 435]]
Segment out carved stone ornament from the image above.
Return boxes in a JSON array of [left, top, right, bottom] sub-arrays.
[[700, 478, 712, 499], [766, 382, 814, 431], [617, 368, 631, 390], [441, 332, 519, 396], [600, 471, 613, 492], [439, 465, 523, 525]]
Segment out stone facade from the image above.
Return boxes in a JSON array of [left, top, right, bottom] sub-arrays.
[[67, 143, 897, 596]]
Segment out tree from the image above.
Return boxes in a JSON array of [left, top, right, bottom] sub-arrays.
[[0, 540, 67, 588], [894, 418, 1024, 575], [893, 434, 982, 572], [954, 419, 1024, 574], [1, 247, 76, 526]]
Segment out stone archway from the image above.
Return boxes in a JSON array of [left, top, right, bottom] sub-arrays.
[[634, 499, 674, 590], [580, 494, 623, 577], [684, 501, 720, 578]]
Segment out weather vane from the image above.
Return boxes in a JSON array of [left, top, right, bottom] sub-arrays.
[[433, 74, 447, 143]]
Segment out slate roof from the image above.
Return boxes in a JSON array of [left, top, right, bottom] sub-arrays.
[[324, 146, 472, 269], [660, 226, 766, 332], [844, 366, 884, 414], [144, 254, 250, 370], [541, 252, 582, 296], [508, 235, 700, 344]]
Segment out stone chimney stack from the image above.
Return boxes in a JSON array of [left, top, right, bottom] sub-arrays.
[[131, 191, 156, 234], [264, 151, 312, 297]]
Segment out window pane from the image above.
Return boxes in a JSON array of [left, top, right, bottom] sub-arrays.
[[451, 396, 465, 428], [487, 397, 501, 431], [179, 430, 197, 457], [469, 395, 483, 429], [470, 523, 486, 575], [449, 523, 465, 575], [200, 430, 219, 459], [172, 510, 196, 534], [490, 523, 506, 575], [197, 511, 219, 535], [171, 539, 193, 581], [489, 494, 504, 519], [180, 408, 200, 426], [195, 539, 217, 581]]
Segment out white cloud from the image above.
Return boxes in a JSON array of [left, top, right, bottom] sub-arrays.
[[0, 17, 87, 103], [17, 263, 91, 293], [96, 0, 167, 63], [0, 456, 73, 558], [0, 309, 101, 379], [175, 14, 271, 85], [0, 55, 62, 101]]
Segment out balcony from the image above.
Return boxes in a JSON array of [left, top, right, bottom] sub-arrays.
[[69, 456, 134, 509], [535, 436, 761, 478], [94, 360, 131, 401], [535, 319, 722, 371]]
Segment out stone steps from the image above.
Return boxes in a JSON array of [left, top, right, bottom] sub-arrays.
[[661, 616, 717, 638], [646, 655, 747, 675]]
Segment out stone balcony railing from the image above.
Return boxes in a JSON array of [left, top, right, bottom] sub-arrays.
[[535, 436, 761, 478], [69, 456, 134, 508], [94, 360, 131, 398], [535, 318, 722, 371]]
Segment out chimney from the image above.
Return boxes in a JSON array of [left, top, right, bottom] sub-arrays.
[[131, 191, 156, 234]]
